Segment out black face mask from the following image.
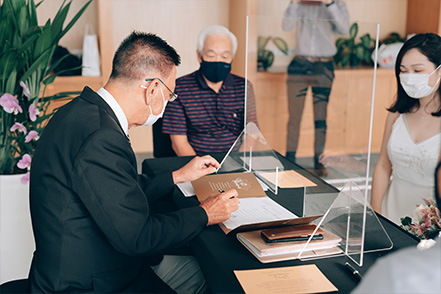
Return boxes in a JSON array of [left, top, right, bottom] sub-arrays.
[[200, 58, 231, 83]]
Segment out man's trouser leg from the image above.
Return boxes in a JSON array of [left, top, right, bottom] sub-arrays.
[[311, 61, 334, 159], [151, 255, 208, 294], [286, 75, 309, 162]]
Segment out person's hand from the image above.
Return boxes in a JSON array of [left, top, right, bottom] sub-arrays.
[[319, 153, 366, 173], [172, 155, 220, 184], [200, 189, 239, 226]]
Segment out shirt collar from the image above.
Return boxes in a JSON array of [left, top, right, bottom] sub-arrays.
[[96, 87, 129, 136], [196, 68, 234, 91]]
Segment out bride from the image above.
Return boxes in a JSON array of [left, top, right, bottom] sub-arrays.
[[371, 33, 441, 225]]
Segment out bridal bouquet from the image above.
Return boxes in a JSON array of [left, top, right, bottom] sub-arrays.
[[400, 198, 441, 240], [0, 0, 91, 182]]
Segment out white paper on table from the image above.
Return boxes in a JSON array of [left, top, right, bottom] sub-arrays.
[[177, 182, 195, 197], [223, 197, 298, 230]]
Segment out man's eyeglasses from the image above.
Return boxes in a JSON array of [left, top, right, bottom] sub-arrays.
[[145, 78, 178, 101]]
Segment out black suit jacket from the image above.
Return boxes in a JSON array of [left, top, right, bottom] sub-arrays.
[[29, 87, 208, 293]]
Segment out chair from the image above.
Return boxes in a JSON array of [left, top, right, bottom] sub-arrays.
[[0, 279, 29, 293], [152, 118, 176, 158]]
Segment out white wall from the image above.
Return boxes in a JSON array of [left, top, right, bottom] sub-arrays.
[[111, 0, 230, 79]]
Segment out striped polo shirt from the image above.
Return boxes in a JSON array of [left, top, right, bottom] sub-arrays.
[[162, 69, 256, 155]]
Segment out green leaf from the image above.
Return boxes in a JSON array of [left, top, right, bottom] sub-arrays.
[[258, 36, 272, 52], [20, 48, 51, 83], [28, 0, 38, 26], [5, 69, 17, 94], [42, 65, 82, 85], [355, 44, 365, 60], [17, 4, 29, 38], [263, 50, 274, 69], [51, 1, 70, 44], [272, 37, 288, 55], [349, 22, 358, 40], [360, 33, 371, 49], [401, 216, 413, 226], [33, 22, 51, 60], [35, 0, 46, 8], [15, 31, 40, 55], [56, 0, 92, 42], [45, 52, 71, 74]]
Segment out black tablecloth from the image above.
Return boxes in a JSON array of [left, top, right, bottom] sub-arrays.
[[142, 153, 419, 294]]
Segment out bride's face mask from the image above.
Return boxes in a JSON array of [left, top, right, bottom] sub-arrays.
[[400, 64, 441, 99]]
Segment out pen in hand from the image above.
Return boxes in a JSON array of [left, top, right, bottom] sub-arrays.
[[344, 262, 362, 280], [218, 189, 236, 199]]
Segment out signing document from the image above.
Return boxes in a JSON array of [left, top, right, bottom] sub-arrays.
[[223, 197, 297, 230]]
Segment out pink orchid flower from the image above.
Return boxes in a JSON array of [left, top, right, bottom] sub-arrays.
[[29, 104, 40, 122], [17, 153, 32, 170], [25, 130, 39, 143], [10, 122, 28, 134], [21, 172, 30, 184], [20, 81, 32, 99], [0, 93, 23, 114]]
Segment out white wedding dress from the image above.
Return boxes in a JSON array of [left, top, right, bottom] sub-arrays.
[[382, 114, 441, 225]]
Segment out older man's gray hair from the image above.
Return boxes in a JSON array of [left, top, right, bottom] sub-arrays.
[[197, 25, 238, 56]]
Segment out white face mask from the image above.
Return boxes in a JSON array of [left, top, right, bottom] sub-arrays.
[[143, 86, 168, 126], [400, 65, 441, 99]]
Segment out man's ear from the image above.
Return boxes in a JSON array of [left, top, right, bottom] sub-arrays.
[[144, 80, 159, 105], [196, 50, 202, 63]]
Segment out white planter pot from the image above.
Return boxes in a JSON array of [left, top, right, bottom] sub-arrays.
[[0, 174, 35, 284]]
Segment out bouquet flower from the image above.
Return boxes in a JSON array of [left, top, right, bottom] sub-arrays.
[[0, 0, 91, 182], [401, 198, 441, 240]]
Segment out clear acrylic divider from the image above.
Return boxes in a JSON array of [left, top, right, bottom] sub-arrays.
[[217, 122, 284, 194], [245, 13, 391, 266], [298, 182, 393, 266]]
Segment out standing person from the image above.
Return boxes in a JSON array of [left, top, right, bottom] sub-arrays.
[[28, 31, 239, 293], [162, 25, 257, 156], [371, 33, 441, 225], [282, 0, 349, 176]]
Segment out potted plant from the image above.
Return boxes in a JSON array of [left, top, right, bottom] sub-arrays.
[[334, 22, 374, 68], [257, 36, 289, 71], [0, 0, 91, 284]]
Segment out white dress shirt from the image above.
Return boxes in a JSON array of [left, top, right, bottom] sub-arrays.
[[96, 87, 129, 137]]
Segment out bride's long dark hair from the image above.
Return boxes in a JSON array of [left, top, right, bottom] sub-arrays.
[[388, 33, 441, 117]]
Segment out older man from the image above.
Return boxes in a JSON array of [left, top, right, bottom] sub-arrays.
[[162, 25, 257, 156], [29, 31, 239, 293]]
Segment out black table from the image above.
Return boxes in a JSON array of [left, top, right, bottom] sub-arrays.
[[142, 153, 419, 294]]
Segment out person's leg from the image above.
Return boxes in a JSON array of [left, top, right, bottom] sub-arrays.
[[286, 74, 309, 163], [151, 255, 208, 294], [311, 61, 334, 175]]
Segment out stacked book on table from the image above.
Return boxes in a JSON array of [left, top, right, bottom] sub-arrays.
[[237, 224, 342, 263]]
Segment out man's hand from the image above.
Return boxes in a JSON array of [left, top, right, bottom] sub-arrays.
[[172, 155, 220, 184], [200, 189, 239, 226]]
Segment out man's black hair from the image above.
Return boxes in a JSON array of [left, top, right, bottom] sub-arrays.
[[110, 31, 181, 80]]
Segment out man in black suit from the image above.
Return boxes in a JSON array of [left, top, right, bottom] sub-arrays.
[[28, 32, 239, 293]]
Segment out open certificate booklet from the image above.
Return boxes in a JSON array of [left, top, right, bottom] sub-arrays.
[[223, 197, 298, 230]]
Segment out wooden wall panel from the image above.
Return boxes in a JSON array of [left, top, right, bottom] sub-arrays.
[[251, 69, 396, 158], [406, 0, 441, 35]]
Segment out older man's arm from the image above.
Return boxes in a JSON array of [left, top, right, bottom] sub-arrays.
[[170, 134, 197, 156]]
